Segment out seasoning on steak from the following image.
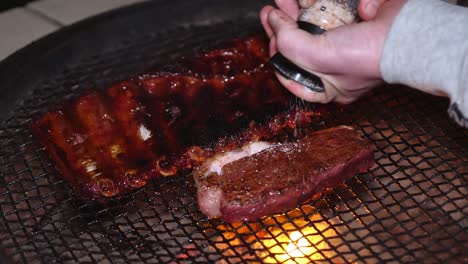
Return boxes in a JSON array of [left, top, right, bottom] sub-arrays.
[[193, 126, 375, 222]]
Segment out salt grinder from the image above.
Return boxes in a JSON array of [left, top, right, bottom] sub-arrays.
[[270, 0, 360, 92]]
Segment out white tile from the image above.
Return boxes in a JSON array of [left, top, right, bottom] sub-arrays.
[[0, 8, 59, 61], [28, 0, 148, 25]]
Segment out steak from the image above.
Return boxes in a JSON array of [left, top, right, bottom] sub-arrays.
[[193, 126, 375, 222]]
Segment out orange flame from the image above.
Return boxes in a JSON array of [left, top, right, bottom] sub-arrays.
[[257, 222, 334, 263], [204, 206, 337, 263]]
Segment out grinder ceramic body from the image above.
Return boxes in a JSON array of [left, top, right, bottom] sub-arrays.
[[270, 0, 360, 92]]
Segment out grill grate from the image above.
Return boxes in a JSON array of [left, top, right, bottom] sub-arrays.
[[0, 16, 467, 264]]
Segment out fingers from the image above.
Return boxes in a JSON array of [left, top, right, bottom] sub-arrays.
[[260, 0, 300, 38], [298, 0, 316, 8], [269, 35, 278, 57], [358, 0, 388, 20], [267, 9, 336, 73], [274, 0, 300, 19], [267, 9, 298, 33], [260, 5, 276, 38], [275, 73, 337, 104], [267, 8, 340, 103]]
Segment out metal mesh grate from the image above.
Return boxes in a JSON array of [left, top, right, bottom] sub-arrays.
[[0, 19, 467, 263]]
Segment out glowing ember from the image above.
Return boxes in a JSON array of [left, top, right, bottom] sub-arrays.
[[287, 231, 314, 258], [203, 206, 337, 263], [257, 207, 336, 263], [259, 225, 326, 263]]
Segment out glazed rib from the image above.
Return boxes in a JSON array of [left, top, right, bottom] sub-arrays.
[[31, 35, 325, 201]]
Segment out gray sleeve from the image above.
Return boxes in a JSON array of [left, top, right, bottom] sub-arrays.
[[380, 0, 468, 127]]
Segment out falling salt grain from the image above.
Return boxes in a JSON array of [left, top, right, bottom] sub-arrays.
[[83, 160, 97, 173], [139, 125, 152, 141], [269, 190, 281, 196]]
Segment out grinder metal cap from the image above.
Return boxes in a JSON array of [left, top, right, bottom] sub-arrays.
[[270, 0, 360, 93]]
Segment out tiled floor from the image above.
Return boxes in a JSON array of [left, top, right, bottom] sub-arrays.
[[27, 0, 147, 25], [0, 7, 59, 60], [0, 0, 467, 62], [0, 0, 147, 61]]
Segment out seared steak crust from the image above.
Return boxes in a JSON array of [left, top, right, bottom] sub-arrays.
[[195, 126, 375, 222]]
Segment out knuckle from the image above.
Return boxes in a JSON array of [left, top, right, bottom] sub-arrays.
[[275, 30, 297, 56], [275, 30, 290, 53]]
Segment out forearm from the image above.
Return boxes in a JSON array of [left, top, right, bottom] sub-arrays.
[[380, 0, 468, 127]]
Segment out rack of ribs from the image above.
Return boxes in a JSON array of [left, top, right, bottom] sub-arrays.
[[31, 35, 327, 201]]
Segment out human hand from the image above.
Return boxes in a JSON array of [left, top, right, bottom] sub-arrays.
[[260, 0, 407, 104]]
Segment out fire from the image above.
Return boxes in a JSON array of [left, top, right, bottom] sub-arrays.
[[203, 206, 336, 263], [286, 231, 315, 258], [259, 224, 329, 263], [256, 207, 336, 263]]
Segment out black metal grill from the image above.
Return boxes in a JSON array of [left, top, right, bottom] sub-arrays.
[[0, 1, 467, 263]]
